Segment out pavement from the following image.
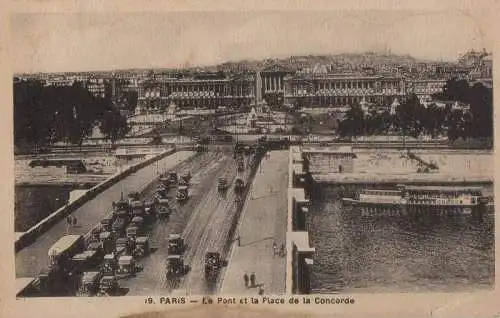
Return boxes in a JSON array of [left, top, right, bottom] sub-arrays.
[[220, 150, 289, 295], [16, 151, 195, 278]]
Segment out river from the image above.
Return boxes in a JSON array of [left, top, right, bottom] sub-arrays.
[[15, 186, 72, 232], [306, 184, 495, 293]]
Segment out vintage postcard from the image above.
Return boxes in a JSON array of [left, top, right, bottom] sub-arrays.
[[1, 1, 499, 318]]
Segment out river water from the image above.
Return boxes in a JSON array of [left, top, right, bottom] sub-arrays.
[[306, 184, 495, 293], [15, 186, 71, 232]]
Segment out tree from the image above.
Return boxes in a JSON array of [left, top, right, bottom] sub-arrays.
[[14, 80, 98, 148], [467, 82, 493, 138], [433, 79, 493, 140], [14, 79, 134, 150], [99, 107, 130, 144], [394, 94, 424, 139], [338, 105, 365, 139]]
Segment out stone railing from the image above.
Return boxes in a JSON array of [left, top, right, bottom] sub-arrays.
[[15, 146, 176, 252]]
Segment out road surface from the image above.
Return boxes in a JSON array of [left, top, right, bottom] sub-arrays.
[[121, 149, 255, 295]]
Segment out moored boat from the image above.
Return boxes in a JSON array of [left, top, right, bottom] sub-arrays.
[[342, 185, 485, 216]]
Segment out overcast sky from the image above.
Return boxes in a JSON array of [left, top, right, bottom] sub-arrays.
[[10, 10, 494, 73]]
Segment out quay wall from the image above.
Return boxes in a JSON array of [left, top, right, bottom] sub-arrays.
[[14, 146, 177, 253], [303, 147, 493, 185], [286, 146, 315, 295]]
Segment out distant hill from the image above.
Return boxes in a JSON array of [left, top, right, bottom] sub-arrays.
[[16, 52, 451, 77], [183, 52, 444, 74]]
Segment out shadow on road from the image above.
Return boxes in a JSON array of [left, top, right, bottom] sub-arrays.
[[240, 236, 274, 248]]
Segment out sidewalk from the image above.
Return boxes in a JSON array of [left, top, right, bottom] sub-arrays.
[[220, 150, 288, 295]]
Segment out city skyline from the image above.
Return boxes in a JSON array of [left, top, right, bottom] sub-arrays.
[[11, 10, 494, 74]]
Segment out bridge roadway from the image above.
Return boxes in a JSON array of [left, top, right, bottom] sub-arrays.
[[121, 151, 252, 295], [16, 151, 196, 278]]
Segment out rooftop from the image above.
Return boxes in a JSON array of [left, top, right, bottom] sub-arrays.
[[404, 185, 484, 192], [303, 146, 356, 155]]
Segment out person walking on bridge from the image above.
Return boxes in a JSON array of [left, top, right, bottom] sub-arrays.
[[250, 272, 256, 288], [243, 273, 249, 288], [258, 285, 265, 295]]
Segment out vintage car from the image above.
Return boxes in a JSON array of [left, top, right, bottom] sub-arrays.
[[88, 226, 103, 242], [71, 250, 101, 274], [157, 206, 171, 219], [237, 162, 245, 172], [97, 276, 119, 297], [155, 184, 169, 198], [180, 171, 191, 185], [86, 241, 104, 258], [167, 234, 184, 255], [100, 215, 116, 232], [144, 200, 157, 217], [126, 225, 140, 239], [168, 171, 178, 184], [130, 201, 145, 217], [127, 192, 140, 203], [176, 186, 189, 202], [76, 271, 102, 297], [115, 237, 135, 256], [135, 236, 150, 257], [113, 208, 129, 221], [234, 178, 245, 193], [166, 255, 185, 277], [101, 253, 118, 276], [112, 199, 130, 213], [217, 178, 229, 192], [111, 217, 127, 236], [131, 216, 144, 228], [116, 255, 136, 278], [204, 251, 227, 282], [99, 231, 115, 255]]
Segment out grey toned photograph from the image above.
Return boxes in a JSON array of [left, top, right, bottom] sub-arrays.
[[12, 11, 493, 298]]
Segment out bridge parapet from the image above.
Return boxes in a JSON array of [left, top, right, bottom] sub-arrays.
[[286, 146, 315, 295], [15, 146, 176, 252]]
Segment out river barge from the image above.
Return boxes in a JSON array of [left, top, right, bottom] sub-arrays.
[[342, 185, 486, 216]]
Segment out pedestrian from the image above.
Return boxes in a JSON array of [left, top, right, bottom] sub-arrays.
[[243, 273, 249, 288], [236, 235, 241, 247], [280, 243, 285, 257], [250, 272, 256, 288], [258, 285, 264, 295], [273, 242, 277, 256], [66, 216, 72, 228]]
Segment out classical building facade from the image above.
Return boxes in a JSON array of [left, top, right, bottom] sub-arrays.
[[258, 65, 293, 108], [405, 79, 447, 101], [137, 73, 255, 111], [283, 73, 406, 108]]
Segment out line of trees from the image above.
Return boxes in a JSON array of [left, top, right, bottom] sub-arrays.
[[14, 80, 130, 149], [338, 78, 493, 143]]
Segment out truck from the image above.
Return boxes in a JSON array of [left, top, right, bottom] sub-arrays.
[[48, 235, 85, 271], [71, 250, 101, 274], [204, 251, 226, 282], [39, 235, 85, 294]]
